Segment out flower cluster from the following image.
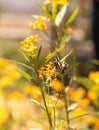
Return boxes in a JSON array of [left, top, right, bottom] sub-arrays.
[[88, 71, 99, 86], [23, 85, 42, 101], [29, 16, 47, 30], [16, 0, 90, 129], [20, 34, 40, 56], [50, 79, 64, 91], [45, 0, 69, 6], [0, 58, 20, 87], [38, 61, 57, 80]]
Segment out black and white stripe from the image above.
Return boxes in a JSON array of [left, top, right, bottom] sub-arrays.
[[54, 54, 69, 73]]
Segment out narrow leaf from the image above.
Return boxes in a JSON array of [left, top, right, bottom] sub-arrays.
[[68, 103, 78, 112], [37, 2, 52, 20], [20, 51, 30, 63], [77, 77, 97, 89], [70, 113, 90, 121], [61, 50, 73, 62], [66, 7, 79, 26], [36, 46, 42, 68], [30, 99, 45, 110], [61, 7, 79, 40], [16, 69, 32, 81], [55, 5, 67, 26], [16, 69, 38, 86], [37, 46, 42, 60], [92, 59, 99, 66], [41, 45, 64, 65], [52, 2, 58, 23], [9, 60, 33, 70]]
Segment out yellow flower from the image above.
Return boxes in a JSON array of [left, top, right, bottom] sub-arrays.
[[52, 0, 69, 5], [38, 67, 44, 75], [72, 108, 85, 117], [20, 35, 41, 55], [23, 85, 41, 101], [87, 90, 98, 100], [33, 34, 40, 43], [88, 71, 99, 86], [8, 91, 25, 100], [50, 80, 64, 91], [21, 43, 37, 54], [38, 67, 44, 80], [29, 16, 47, 30], [46, 62, 53, 69], [0, 107, 9, 125], [50, 67, 57, 77], [67, 27, 73, 35], [45, 62, 57, 77], [0, 59, 20, 88], [0, 58, 9, 68], [38, 62, 57, 79], [20, 34, 40, 45], [44, 0, 51, 5], [68, 87, 86, 102], [93, 118, 99, 130], [21, 36, 34, 45], [45, 69, 51, 77], [38, 67, 45, 80], [45, 0, 69, 6], [45, 95, 63, 109], [0, 76, 15, 87], [39, 74, 44, 80], [79, 98, 90, 107], [23, 85, 35, 95]]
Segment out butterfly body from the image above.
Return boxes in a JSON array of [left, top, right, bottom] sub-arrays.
[[54, 54, 69, 73]]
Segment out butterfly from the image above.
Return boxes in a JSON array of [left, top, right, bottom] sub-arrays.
[[54, 54, 69, 73]]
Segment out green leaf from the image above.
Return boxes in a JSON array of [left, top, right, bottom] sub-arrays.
[[60, 50, 73, 62], [37, 46, 42, 59], [92, 59, 99, 66], [68, 103, 78, 112], [16, 68, 38, 86], [77, 77, 96, 89], [55, 5, 67, 27], [30, 99, 45, 110], [16, 69, 32, 81], [93, 99, 99, 107], [9, 60, 33, 70], [20, 51, 30, 63], [52, 2, 58, 23], [61, 7, 79, 41], [66, 7, 79, 26], [37, 2, 52, 20], [41, 45, 64, 65], [36, 46, 42, 68], [70, 113, 90, 121]]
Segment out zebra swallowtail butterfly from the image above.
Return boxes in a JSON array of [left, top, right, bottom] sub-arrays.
[[54, 54, 69, 73]]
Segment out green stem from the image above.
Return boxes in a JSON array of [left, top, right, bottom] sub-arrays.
[[63, 90, 70, 130], [40, 85, 53, 129], [53, 106, 56, 128], [61, 74, 70, 130]]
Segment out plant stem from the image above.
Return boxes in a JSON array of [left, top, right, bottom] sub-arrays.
[[61, 74, 70, 130], [53, 106, 56, 128], [40, 85, 53, 129], [63, 90, 70, 130]]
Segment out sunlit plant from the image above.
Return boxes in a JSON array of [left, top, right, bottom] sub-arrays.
[[14, 0, 80, 130]]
